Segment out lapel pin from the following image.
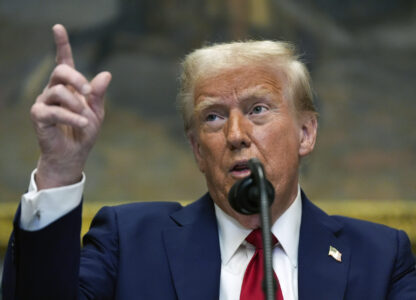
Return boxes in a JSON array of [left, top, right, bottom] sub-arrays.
[[328, 245, 342, 262]]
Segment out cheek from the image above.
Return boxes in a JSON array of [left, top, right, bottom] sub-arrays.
[[254, 122, 300, 171], [254, 120, 298, 149], [199, 134, 225, 167]]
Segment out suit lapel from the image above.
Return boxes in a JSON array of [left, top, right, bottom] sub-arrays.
[[163, 194, 221, 300], [298, 192, 350, 300]]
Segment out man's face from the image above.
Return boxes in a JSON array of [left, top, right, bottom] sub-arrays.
[[189, 65, 317, 229]]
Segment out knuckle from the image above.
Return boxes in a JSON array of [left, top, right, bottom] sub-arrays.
[[52, 84, 66, 95], [48, 108, 57, 120], [30, 103, 43, 120], [51, 65, 62, 78], [56, 63, 69, 72], [51, 64, 85, 91], [30, 104, 38, 117], [52, 64, 69, 79], [75, 77, 86, 89], [35, 93, 44, 103]]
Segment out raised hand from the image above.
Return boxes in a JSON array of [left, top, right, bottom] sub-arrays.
[[31, 24, 112, 190]]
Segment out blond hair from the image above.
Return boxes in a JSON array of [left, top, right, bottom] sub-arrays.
[[178, 40, 316, 132]]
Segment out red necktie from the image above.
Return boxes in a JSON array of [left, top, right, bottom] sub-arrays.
[[240, 229, 284, 300]]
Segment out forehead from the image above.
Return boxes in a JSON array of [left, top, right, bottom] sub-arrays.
[[194, 65, 284, 103]]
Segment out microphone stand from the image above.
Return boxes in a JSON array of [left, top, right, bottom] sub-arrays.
[[248, 159, 276, 300]]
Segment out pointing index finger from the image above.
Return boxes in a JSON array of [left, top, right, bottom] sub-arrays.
[[53, 24, 75, 68]]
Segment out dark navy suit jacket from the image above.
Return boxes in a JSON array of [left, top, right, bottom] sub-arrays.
[[2, 192, 416, 299]]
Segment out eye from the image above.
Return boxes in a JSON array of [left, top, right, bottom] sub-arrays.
[[205, 113, 220, 122], [206, 113, 219, 122], [250, 105, 268, 115], [202, 112, 225, 131]]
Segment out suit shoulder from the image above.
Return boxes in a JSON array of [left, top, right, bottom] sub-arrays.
[[110, 201, 183, 220], [91, 201, 182, 229], [333, 214, 399, 232], [328, 215, 415, 275], [112, 201, 182, 213], [331, 215, 403, 244], [331, 215, 415, 288]]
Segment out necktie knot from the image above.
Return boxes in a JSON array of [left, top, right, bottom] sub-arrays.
[[246, 228, 278, 249]]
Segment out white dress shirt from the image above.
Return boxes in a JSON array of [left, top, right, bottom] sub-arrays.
[[20, 171, 302, 300], [20, 169, 85, 231], [215, 186, 302, 300]]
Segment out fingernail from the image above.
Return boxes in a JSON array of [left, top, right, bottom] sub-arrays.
[[81, 84, 92, 95], [79, 117, 88, 127]]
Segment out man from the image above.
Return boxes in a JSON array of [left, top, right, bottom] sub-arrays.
[[2, 24, 416, 299]]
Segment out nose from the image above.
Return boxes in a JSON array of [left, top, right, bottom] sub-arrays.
[[225, 110, 251, 150]]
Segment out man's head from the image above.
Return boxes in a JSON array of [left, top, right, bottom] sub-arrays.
[[178, 41, 318, 228]]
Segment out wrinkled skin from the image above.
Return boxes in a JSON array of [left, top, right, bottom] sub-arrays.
[[189, 66, 317, 229], [31, 24, 111, 189]]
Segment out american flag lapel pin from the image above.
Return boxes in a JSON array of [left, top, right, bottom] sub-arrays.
[[328, 245, 342, 262]]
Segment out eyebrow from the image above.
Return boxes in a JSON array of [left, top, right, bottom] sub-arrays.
[[239, 85, 275, 101], [194, 97, 222, 114], [194, 85, 275, 114]]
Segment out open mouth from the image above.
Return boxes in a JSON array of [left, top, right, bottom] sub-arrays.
[[230, 161, 251, 178]]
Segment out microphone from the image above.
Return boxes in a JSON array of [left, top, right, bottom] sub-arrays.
[[228, 158, 277, 300], [228, 158, 275, 215]]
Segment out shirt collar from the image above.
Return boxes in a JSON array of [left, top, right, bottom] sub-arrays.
[[215, 202, 251, 266], [271, 185, 302, 268], [214, 185, 302, 268]]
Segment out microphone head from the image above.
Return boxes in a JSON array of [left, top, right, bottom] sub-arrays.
[[228, 176, 275, 215]]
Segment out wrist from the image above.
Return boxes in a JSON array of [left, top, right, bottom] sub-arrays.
[[36, 157, 84, 189]]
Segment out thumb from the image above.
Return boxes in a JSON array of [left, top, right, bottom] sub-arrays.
[[88, 71, 112, 119]]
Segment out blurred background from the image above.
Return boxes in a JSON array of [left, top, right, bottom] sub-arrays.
[[1, 0, 415, 288]]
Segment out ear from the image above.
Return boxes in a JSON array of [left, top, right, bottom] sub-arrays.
[[188, 131, 206, 173], [298, 113, 318, 157]]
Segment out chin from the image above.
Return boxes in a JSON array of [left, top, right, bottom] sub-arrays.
[[233, 212, 262, 229]]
